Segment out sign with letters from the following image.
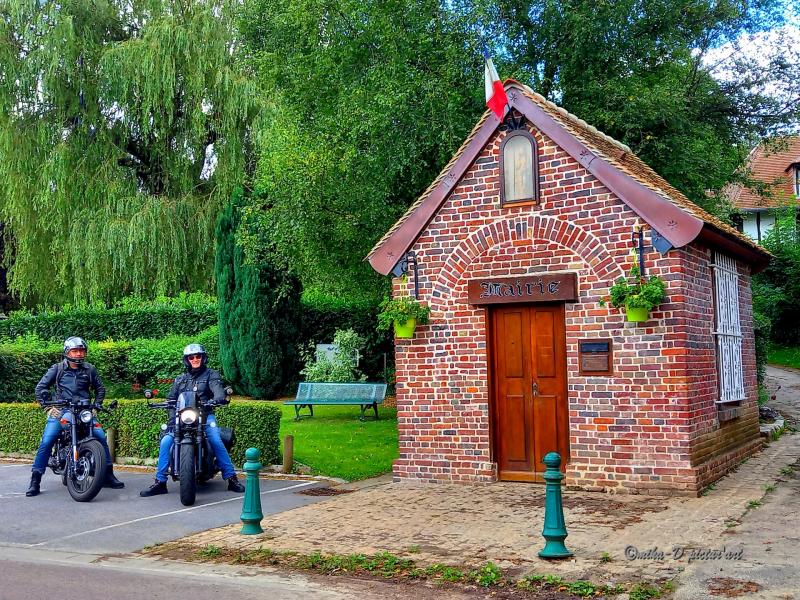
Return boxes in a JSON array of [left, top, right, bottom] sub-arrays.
[[467, 273, 578, 305]]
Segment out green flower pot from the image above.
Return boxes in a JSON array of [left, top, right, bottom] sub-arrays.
[[625, 307, 649, 322], [393, 318, 417, 338]]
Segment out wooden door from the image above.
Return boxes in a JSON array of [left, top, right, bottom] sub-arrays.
[[491, 304, 569, 482]]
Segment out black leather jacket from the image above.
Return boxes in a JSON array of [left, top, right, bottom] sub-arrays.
[[167, 367, 227, 413], [35, 361, 105, 405]]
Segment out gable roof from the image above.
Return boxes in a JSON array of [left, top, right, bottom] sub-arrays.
[[727, 136, 800, 210], [367, 80, 770, 275]]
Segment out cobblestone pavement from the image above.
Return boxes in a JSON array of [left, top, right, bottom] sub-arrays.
[[172, 368, 800, 592]]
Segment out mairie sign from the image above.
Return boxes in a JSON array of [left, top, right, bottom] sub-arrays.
[[467, 273, 577, 304]]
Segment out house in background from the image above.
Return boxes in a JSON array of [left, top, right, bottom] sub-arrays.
[[727, 136, 800, 243]]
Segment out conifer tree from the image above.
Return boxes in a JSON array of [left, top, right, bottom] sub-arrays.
[[215, 194, 300, 398]]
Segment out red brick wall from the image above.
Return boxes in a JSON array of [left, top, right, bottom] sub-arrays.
[[682, 245, 762, 489], [392, 117, 761, 494]]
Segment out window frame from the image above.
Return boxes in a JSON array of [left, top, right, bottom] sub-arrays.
[[711, 252, 746, 408], [794, 165, 800, 197], [499, 129, 540, 206]]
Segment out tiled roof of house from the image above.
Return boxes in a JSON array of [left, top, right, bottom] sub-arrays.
[[727, 136, 800, 210], [367, 80, 769, 270]]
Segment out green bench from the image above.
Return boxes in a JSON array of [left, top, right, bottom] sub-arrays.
[[285, 382, 388, 421]]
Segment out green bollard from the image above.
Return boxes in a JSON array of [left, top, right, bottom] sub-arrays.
[[538, 452, 573, 559], [240, 447, 264, 535]]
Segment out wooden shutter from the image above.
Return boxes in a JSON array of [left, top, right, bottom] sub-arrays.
[[712, 252, 745, 403]]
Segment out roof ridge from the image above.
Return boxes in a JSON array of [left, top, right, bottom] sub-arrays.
[[516, 83, 632, 155]]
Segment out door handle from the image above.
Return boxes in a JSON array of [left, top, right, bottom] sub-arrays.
[[531, 381, 538, 397]]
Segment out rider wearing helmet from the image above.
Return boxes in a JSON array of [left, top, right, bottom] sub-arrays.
[[26, 336, 124, 497], [140, 343, 245, 496]]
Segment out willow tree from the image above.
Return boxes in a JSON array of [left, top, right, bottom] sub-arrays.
[[0, 0, 260, 306]]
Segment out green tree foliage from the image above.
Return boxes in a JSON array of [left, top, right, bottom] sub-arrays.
[[0, 0, 260, 306], [239, 0, 797, 299], [472, 0, 799, 213], [237, 0, 485, 300], [216, 194, 301, 398], [754, 209, 800, 345]]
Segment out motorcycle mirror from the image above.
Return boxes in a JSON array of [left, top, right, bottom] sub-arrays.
[[108, 400, 118, 409], [225, 386, 233, 396], [144, 389, 153, 399]]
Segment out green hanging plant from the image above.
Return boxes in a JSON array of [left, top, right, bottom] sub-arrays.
[[600, 264, 667, 312], [377, 295, 431, 332]]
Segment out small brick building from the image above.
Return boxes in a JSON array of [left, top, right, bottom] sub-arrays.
[[367, 81, 771, 496]]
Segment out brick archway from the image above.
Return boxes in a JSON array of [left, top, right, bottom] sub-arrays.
[[428, 214, 625, 313]]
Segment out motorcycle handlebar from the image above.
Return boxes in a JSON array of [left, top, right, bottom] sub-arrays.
[[147, 402, 175, 409], [40, 399, 109, 412]]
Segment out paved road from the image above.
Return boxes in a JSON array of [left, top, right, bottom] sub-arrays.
[[673, 365, 800, 600], [0, 545, 437, 600], [0, 462, 325, 553]]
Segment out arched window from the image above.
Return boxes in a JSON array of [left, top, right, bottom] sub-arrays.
[[500, 130, 539, 205]]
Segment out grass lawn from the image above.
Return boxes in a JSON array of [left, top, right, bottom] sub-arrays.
[[768, 345, 800, 370], [274, 402, 398, 481]]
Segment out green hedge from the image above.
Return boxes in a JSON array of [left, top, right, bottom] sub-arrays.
[[0, 399, 281, 466], [0, 293, 217, 341], [0, 326, 221, 402]]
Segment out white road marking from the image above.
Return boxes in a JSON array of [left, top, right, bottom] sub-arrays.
[[31, 480, 316, 546], [0, 464, 28, 468]]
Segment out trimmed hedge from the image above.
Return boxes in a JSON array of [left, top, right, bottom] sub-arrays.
[[0, 399, 281, 467], [0, 326, 221, 402], [0, 293, 217, 341]]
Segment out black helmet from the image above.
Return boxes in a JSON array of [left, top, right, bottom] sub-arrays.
[[64, 336, 88, 364], [182, 343, 208, 370]]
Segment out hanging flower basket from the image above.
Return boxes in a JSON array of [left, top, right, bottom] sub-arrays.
[[601, 264, 666, 324], [378, 296, 431, 339], [393, 317, 417, 338], [625, 306, 649, 322]]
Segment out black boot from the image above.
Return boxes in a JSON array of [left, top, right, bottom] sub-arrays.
[[227, 475, 245, 493], [26, 471, 42, 497], [103, 465, 125, 489], [139, 479, 168, 497]]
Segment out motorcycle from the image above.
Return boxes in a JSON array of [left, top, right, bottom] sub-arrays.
[[41, 392, 118, 502], [145, 386, 235, 506]]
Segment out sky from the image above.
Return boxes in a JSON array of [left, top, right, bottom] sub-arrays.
[[704, 2, 800, 106]]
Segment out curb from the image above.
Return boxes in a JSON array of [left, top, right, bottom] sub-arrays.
[[0, 453, 345, 485]]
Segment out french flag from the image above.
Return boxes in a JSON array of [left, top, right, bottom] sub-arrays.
[[484, 51, 509, 119]]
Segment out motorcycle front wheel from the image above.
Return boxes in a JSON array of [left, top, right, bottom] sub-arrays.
[[66, 439, 107, 502], [179, 444, 197, 506]]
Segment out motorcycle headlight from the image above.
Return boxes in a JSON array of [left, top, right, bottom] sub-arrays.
[[180, 409, 198, 425], [79, 410, 93, 424]]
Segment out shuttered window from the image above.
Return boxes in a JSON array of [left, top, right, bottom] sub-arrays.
[[712, 252, 745, 403]]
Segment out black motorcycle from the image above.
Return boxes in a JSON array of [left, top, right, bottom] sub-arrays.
[[145, 387, 235, 506], [41, 393, 117, 502]]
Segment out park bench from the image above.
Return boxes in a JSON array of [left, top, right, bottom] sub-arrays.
[[285, 382, 388, 421]]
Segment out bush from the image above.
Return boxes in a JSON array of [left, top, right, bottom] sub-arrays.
[[0, 399, 281, 466], [753, 309, 772, 385], [0, 327, 221, 402], [300, 290, 393, 385], [757, 210, 800, 344], [0, 292, 217, 341], [301, 329, 367, 382]]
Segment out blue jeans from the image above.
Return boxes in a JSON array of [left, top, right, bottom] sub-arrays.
[[32, 415, 113, 474], [155, 414, 236, 482]]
